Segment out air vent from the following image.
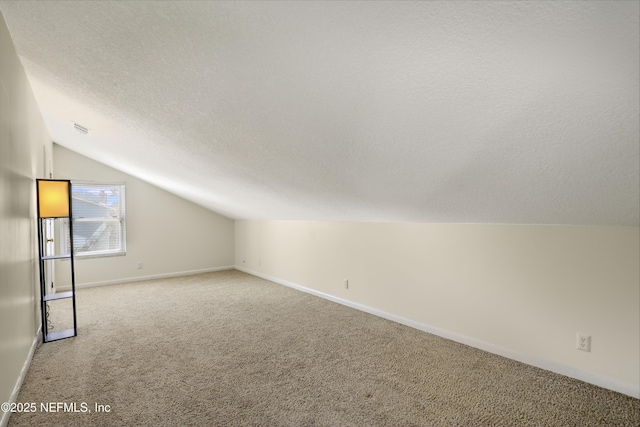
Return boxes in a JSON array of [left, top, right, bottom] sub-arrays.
[[73, 122, 91, 136]]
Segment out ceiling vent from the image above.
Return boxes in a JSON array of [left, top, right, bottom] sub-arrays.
[[73, 122, 91, 136]]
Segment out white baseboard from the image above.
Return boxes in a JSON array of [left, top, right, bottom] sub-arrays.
[[58, 266, 235, 290], [1, 327, 42, 427], [235, 265, 640, 399]]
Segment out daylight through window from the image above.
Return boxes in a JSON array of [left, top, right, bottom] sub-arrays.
[[60, 182, 126, 257]]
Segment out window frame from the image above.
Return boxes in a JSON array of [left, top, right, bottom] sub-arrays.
[[60, 181, 127, 259]]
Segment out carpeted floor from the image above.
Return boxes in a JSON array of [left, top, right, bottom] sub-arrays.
[[8, 270, 640, 426]]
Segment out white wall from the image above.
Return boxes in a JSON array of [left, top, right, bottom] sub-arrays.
[[235, 220, 640, 397], [54, 145, 234, 287], [0, 13, 52, 426]]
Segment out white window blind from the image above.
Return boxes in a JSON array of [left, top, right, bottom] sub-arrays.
[[60, 182, 126, 257]]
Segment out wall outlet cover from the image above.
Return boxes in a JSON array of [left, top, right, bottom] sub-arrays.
[[576, 333, 591, 352]]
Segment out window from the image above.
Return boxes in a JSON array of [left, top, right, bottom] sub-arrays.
[[60, 182, 126, 257]]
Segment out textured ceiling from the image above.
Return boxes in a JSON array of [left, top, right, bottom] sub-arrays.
[[1, 1, 638, 225]]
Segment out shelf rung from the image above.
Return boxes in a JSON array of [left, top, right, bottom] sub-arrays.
[[45, 328, 76, 342], [41, 254, 71, 260], [43, 291, 73, 301]]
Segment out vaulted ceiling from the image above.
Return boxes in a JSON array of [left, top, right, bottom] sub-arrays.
[[1, 1, 638, 225]]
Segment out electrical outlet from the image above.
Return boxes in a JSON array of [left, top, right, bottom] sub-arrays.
[[576, 333, 591, 352], [137, 261, 143, 269], [343, 279, 349, 289]]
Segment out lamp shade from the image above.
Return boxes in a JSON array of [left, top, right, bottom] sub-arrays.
[[38, 180, 70, 218]]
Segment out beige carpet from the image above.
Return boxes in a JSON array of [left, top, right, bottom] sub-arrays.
[[9, 270, 640, 426]]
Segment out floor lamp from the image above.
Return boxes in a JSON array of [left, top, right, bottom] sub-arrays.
[[36, 179, 77, 342]]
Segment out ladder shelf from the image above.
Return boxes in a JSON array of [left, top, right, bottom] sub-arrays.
[[37, 179, 77, 343]]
